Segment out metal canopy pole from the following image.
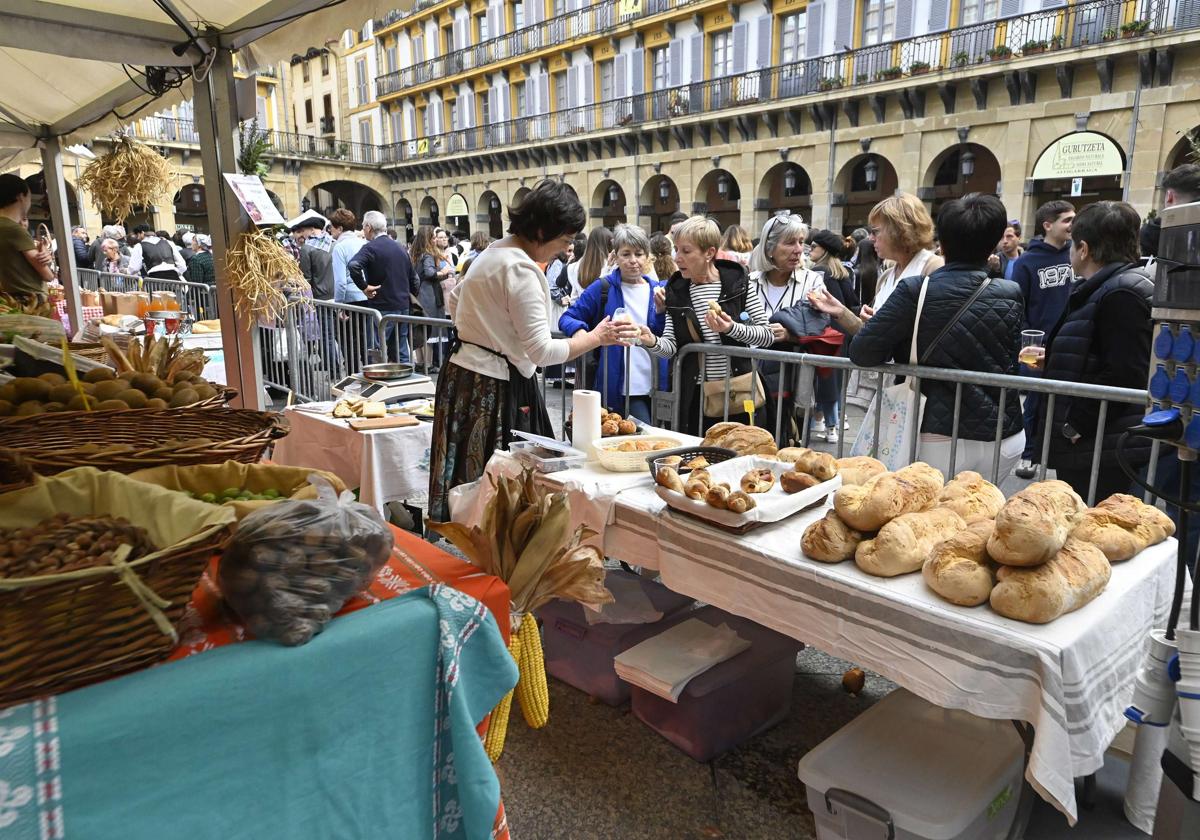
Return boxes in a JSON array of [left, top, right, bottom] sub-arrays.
[[38, 134, 82, 335], [193, 43, 265, 409]]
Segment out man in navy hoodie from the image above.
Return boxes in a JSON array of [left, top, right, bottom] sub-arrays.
[[1011, 199, 1075, 478]]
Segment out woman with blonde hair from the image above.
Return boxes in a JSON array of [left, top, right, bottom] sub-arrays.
[[868, 193, 943, 310], [568, 226, 614, 293], [719, 224, 754, 267], [636, 216, 774, 434]]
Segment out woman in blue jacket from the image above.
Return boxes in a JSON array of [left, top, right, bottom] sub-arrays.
[[559, 224, 667, 422]]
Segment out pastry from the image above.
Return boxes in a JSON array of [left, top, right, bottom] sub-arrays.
[[987, 480, 1086, 567], [705, 483, 732, 509], [1071, 493, 1176, 562], [617, 419, 637, 435], [780, 470, 820, 494], [601, 420, 619, 436], [655, 466, 685, 493], [937, 471, 1005, 524], [688, 469, 713, 486], [726, 491, 757, 514], [740, 468, 776, 494], [833, 461, 944, 532], [855, 507, 966, 578], [684, 478, 710, 500], [707, 300, 723, 316], [835, 456, 887, 487], [990, 538, 1111, 623], [801, 510, 864, 563], [684, 455, 710, 469]]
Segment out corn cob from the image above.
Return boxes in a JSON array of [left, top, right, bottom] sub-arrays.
[[515, 615, 549, 729], [483, 628, 523, 762]]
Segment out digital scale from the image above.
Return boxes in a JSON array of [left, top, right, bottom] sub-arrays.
[[331, 372, 433, 402]]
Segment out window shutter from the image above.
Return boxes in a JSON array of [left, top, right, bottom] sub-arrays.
[[1178, 0, 1200, 25], [832, 0, 852, 49], [631, 48, 644, 94], [668, 39, 682, 86], [486, 5, 498, 40], [807, 3, 824, 57], [539, 73, 550, 113], [413, 34, 424, 63], [895, 0, 914, 39], [732, 21, 749, 74], [523, 0, 535, 27], [1000, 0, 1020, 14], [581, 61, 594, 103], [568, 64, 580, 108], [495, 0, 507, 34], [928, 0, 950, 30], [755, 14, 772, 69], [688, 33, 703, 83], [615, 54, 627, 97]]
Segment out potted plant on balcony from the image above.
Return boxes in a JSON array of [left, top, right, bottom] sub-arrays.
[[855, 72, 870, 84], [986, 44, 1013, 61], [1022, 39, 1048, 55], [953, 50, 970, 68], [875, 65, 903, 81], [1049, 34, 1065, 50], [1102, 27, 1118, 41], [817, 76, 843, 92], [909, 60, 932, 75], [1121, 19, 1150, 37]]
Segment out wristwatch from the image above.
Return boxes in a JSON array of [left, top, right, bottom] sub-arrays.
[[1061, 422, 1081, 444]]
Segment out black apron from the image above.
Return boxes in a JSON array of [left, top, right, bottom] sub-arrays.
[[454, 337, 554, 442]]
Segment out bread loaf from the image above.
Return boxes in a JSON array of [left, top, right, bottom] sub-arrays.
[[923, 521, 997, 606], [1072, 493, 1176, 563], [740, 468, 776, 493], [835, 456, 887, 487], [655, 466, 685, 493], [989, 538, 1111, 623], [801, 509, 864, 563], [833, 461, 944, 532], [987, 480, 1086, 567], [792, 450, 838, 481], [776, 447, 810, 464], [855, 507, 966, 577], [702, 422, 779, 457], [937, 471, 1005, 524], [781, 470, 820, 494]]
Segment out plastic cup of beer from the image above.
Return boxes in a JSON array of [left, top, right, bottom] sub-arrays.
[[1019, 330, 1045, 366], [612, 307, 635, 345]]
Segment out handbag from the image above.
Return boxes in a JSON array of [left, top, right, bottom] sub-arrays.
[[702, 369, 766, 418], [851, 276, 992, 469]]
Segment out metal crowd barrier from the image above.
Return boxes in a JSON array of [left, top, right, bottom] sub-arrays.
[[259, 300, 382, 402], [76, 269, 219, 320]]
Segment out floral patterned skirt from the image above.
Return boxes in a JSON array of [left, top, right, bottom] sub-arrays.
[[427, 359, 552, 523]]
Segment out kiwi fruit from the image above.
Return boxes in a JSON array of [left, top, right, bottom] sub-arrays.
[[154, 386, 175, 402], [91, 380, 126, 401], [11, 378, 51, 402], [42, 402, 66, 412], [96, 399, 129, 411], [0, 400, 13, 416], [172, 371, 196, 383], [48, 383, 78, 404], [0, 384, 16, 403], [169, 388, 199, 408], [145, 398, 169, 410], [66, 394, 92, 411], [116, 389, 148, 409], [15, 401, 45, 416], [193, 384, 217, 400], [37, 372, 66, 386], [83, 367, 116, 383], [130, 373, 163, 395]]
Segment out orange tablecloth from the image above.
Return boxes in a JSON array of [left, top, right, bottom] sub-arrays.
[[168, 524, 513, 840]]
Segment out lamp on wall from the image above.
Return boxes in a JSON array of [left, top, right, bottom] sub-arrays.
[[864, 157, 879, 190], [716, 173, 730, 198], [608, 183, 620, 205], [490, 195, 500, 212], [658, 180, 670, 201], [960, 148, 976, 178], [301, 197, 311, 211], [783, 167, 797, 197]]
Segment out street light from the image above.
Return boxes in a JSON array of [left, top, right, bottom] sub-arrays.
[[783, 168, 797, 197], [490, 196, 500, 212], [717, 173, 730, 198], [658, 180, 670, 201], [864, 157, 879, 190], [608, 183, 620, 205], [960, 148, 976, 178]]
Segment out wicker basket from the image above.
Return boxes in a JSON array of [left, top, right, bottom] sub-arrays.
[[0, 451, 33, 495], [191, 386, 238, 409], [0, 408, 288, 476], [592, 434, 685, 472], [0, 468, 236, 705]]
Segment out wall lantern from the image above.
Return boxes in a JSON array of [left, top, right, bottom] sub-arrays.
[[717, 173, 730, 198], [658, 180, 670, 201], [783, 168, 797, 196], [864, 158, 879, 190]]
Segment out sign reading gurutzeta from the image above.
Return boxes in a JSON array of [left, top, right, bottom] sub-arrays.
[[1032, 131, 1124, 180]]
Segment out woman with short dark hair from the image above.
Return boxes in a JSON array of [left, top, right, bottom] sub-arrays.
[[428, 180, 636, 521]]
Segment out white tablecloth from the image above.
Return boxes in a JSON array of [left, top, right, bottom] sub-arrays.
[[457, 450, 1180, 824], [272, 405, 433, 514]]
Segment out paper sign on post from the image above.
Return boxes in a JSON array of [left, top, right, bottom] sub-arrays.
[[1070, 177, 1083, 197], [222, 173, 286, 226]]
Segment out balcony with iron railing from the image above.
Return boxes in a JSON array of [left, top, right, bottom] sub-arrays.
[[119, 119, 381, 166], [375, 0, 712, 99], [380, 0, 1176, 163]]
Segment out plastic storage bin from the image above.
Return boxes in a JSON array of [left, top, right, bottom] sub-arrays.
[[797, 688, 1023, 840], [630, 606, 802, 762], [536, 569, 695, 706]]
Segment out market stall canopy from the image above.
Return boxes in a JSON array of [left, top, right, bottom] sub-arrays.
[[0, 0, 402, 168]]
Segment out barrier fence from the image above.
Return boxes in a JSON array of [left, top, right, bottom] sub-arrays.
[[76, 269, 219, 321]]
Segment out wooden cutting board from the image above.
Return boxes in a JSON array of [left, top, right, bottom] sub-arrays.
[[347, 415, 423, 431]]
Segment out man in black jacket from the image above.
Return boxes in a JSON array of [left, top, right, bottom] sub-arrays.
[[849, 193, 1025, 478], [1025, 201, 1153, 503], [349, 210, 420, 364]]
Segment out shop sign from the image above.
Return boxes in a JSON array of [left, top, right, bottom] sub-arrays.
[[618, 0, 643, 16], [1032, 132, 1124, 180], [446, 193, 469, 217]]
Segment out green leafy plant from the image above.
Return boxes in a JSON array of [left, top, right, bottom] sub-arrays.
[[856, 72, 869, 84], [953, 50, 970, 67], [237, 119, 272, 177], [1050, 34, 1065, 48], [1102, 27, 1118, 41], [1121, 19, 1150, 36], [987, 44, 1013, 59], [1022, 39, 1048, 53], [817, 76, 843, 91], [909, 60, 931, 73]]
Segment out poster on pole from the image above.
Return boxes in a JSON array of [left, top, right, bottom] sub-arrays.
[[222, 173, 286, 225], [1070, 177, 1083, 197]]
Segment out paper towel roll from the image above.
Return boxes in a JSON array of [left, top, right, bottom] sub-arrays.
[[572, 389, 602, 459]]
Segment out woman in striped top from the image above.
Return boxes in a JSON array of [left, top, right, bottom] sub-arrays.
[[637, 216, 774, 434]]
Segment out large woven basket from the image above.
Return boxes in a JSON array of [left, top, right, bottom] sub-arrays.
[[0, 408, 288, 476], [0, 468, 236, 705], [0, 451, 33, 495]]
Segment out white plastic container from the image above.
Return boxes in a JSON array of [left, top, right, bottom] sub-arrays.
[[797, 689, 1023, 840]]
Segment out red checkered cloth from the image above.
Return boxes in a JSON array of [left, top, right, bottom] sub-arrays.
[[55, 300, 105, 333]]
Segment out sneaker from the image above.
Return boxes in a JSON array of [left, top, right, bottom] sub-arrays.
[[1014, 459, 1036, 479], [825, 426, 839, 444], [843, 418, 850, 431]]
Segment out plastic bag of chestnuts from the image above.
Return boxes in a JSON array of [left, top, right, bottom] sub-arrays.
[[217, 476, 394, 646]]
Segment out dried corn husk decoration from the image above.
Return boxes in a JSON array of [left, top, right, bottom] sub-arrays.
[[430, 468, 612, 750], [224, 229, 310, 323], [78, 137, 172, 222]]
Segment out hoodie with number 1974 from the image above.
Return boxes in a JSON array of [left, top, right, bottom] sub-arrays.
[[1010, 238, 1073, 334]]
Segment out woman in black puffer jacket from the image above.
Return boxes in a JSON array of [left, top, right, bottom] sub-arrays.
[[813, 194, 1026, 479]]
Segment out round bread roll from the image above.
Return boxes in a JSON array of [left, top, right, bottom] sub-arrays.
[[601, 420, 619, 436], [705, 483, 732, 509], [726, 491, 757, 513], [688, 469, 713, 486], [776, 447, 810, 464], [617, 419, 637, 435], [801, 509, 864, 563], [793, 450, 838, 481], [655, 466, 685, 493], [707, 300, 723, 316], [781, 470, 820, 494], [740, 468, 776, 494], [684, 479, 710, 500]]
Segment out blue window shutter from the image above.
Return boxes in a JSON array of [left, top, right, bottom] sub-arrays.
[[808, 3, 825, 57], [581, 62, 594, 103], [539, 73, 550, 113], [756, 14, 772, 69], [669, 39, 682, 86], [732, 21, 749, 74], [689, 33, 703, 83], [631, 48, 645, 93], [928, 0, 950, 30], [834, 0, 852, 50], [895, 0, 914, 38], [568, 65, 580, 108], [615, 54, 627, 97], [1000, 0, 1020, 15]]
